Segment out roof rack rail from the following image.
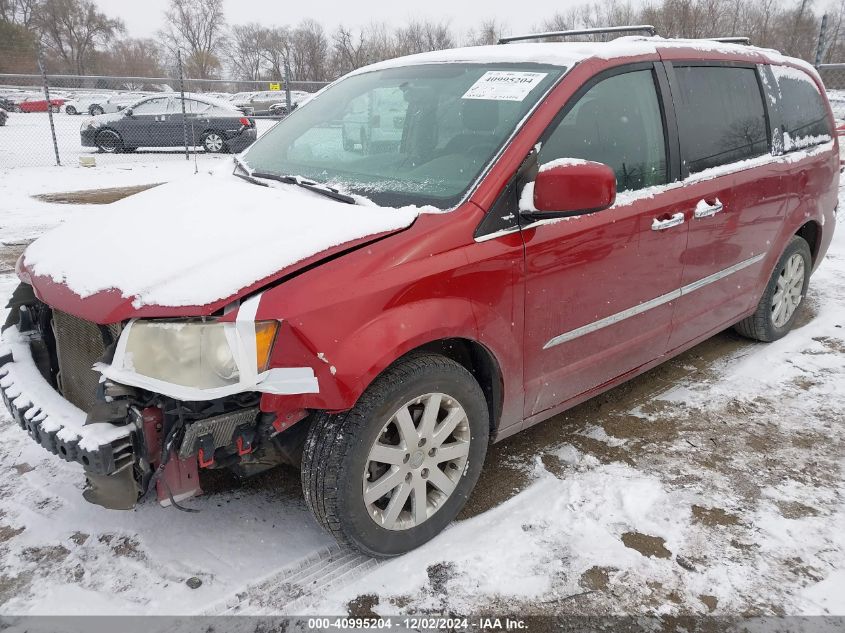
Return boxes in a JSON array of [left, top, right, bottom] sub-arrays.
[[498, 25, 656, 45], [707, 36, 751, 45]]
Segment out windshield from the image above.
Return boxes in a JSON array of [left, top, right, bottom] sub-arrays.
[[241, 63, 564, 208]]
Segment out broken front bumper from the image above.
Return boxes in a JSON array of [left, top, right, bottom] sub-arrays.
[[0, 326, 135, 476]]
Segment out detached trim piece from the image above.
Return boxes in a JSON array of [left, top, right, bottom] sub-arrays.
[[543, 253, 766, 349]]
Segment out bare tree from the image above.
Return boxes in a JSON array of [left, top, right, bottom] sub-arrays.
[[289, 19, 329, 81], [159, 0, 227, 79], [229, 22, 265, 80], [1, 0, 39, 27], [98, 38, 164, 80], [35, 0, 124, 74], [466, 19, 505, 46]]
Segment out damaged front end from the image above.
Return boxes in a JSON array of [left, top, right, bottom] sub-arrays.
[[0, 284, 317, 510]]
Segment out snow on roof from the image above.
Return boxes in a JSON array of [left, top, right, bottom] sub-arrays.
[[351, 36, 816, 79]]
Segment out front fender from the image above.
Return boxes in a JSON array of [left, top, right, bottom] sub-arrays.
[[260, 297, 481, 413]]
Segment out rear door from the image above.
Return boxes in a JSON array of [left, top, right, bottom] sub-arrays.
[[521, 64, 688, 418], [663, 63, 786, 349]]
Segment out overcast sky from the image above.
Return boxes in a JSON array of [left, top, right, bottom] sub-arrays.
[[97, 0, 586, 40]]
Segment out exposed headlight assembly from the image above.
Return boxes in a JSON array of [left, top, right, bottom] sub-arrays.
[[118, 319, 278, 390], [97, 294, 319, 400]]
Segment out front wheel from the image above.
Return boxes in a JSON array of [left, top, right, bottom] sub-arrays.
[[65, 105, 77, 115], [735, 235, 811, 342], [302, 353, 489, 557], [50, 104, 60, 113], [95, 129, 123, 153], [89, 105, 104, 116]]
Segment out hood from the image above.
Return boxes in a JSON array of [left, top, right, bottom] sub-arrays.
[[22, 170, 420, 323]]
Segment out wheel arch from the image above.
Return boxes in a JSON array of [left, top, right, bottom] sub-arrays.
[[795, 220, 821, 266], [408, 337, 503, 438]]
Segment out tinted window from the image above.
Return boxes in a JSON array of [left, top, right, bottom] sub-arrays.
[[674, 66, 768, 174], [772, 65, 832, 151], [539, 69, 667, 192]]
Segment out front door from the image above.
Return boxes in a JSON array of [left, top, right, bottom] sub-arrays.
[[121, 96, 173, 147], [521, 65, 689, 418]]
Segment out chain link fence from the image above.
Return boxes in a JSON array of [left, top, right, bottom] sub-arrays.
[[0, 68, 329, 169]]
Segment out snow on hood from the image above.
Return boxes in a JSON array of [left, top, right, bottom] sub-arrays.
[[22, 171, 420, 308]]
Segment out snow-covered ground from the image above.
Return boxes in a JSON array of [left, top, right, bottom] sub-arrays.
[[0, 110, 277, 169], [0, 164, 843, 617]]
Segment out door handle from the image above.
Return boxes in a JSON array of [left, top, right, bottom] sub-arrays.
[[694, 198, 724, 219], [651, 212, 685, 231]]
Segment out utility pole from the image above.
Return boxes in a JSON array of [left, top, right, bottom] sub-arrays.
[[177, 49, 189, 160], [37, 45, 61, 167], [816, 14, 829, 67]]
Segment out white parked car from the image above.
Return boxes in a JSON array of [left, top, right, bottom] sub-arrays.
[[63, 94, 110, 115]]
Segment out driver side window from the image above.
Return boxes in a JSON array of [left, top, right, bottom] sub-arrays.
[[539, 69, 668, 193]]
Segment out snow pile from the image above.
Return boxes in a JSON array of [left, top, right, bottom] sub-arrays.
[[22, 170, 421, 308]]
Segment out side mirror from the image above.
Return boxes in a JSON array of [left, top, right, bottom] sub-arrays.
[[521, 160, 616, 220]]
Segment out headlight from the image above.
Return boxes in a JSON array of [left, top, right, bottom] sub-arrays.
[[118, 319, 278, 390]]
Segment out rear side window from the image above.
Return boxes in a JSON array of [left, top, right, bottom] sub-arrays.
[[673, 65, 769, 174], [771, 65, 832, 151], [538, 69, 668, 192]]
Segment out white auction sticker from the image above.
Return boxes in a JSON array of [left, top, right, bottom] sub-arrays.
[[462, 71, 548, 101]]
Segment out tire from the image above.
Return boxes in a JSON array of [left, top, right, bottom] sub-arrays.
[[201, 130, 227, 153], [65, 105, 77, 115], [50, 104, 59, 114], [95, 129, 123, 153], [302, 353, 489, 557], [735, 235, 812, 342], [89, 105, 104, 116], [12, 105, 21, 113]]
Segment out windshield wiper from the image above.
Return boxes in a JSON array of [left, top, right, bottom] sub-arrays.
[[251, 171, 356, 204], [233, 156, 269, 187], [233, 157, 355, 204]]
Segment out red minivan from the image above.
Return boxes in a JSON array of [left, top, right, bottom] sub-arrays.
[[1, 32, 838, 557]]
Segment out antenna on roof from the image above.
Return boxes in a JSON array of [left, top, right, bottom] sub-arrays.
[[707, 36, 751, 45], [498, 25, 657, 45]]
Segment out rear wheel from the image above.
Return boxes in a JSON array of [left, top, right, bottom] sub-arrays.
[[302, 353, 489, 557], [201, 130, 226, 153], [95, 129, 123, 153], [50, 104, 59, 114], [735, 236, 812, 342], [89, 105, 104, 116], [65, 105, 77, 115]]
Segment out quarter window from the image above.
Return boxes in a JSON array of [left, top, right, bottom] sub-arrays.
[[771, 65, 832, 151], [538, 69, 668, 193], [673, 65, 768, 174]]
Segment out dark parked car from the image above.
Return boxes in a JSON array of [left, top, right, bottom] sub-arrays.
[[80, 94, 257, 153], [0, 108, 7, 126]]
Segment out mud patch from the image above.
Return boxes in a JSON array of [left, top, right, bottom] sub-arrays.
[[775, 501, 820, 519], [691, 505, 741, 527], [21, 544, 70, 565], [0, 524, 24, 543], [812, 335, 845, 354], [579, 566, 616, 591], [13, 463, 34, 475], [347, 593, 380, 618], [699, 594, 718, 612], [426, 562, 455, 595], [69, 532, 89, 546], [621, 532, 672, 559], [32, 183, 162, 205]]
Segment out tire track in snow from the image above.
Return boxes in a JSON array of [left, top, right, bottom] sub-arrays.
[[205, 543, 380, 614]]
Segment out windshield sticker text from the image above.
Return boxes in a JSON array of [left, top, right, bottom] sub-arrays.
[[461, 71, 549, 102]]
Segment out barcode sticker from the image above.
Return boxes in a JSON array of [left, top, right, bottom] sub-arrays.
[[462, 71, 548, 101]]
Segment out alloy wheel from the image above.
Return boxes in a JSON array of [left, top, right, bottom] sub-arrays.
[[771, 253, 805, 328], [363, 392, 471, 531], [204, 133, 224, 152], [96, 130, 121, 153]]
